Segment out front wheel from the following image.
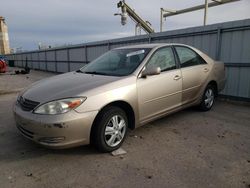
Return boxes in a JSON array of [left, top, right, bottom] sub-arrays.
[[199, 85, 215, 111], [91, 106, 128, 152]]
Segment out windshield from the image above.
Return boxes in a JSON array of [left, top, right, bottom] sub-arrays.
[[79, 48, 151, 76]]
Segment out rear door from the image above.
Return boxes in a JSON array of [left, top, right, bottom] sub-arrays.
[[174, 46, 209, 105], [137, 46, 182, 123]]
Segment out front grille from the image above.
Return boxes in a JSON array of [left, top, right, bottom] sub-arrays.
[[38, 137, 65, 144], [18, 96, 40, 111], [16, 124, 34, 139]]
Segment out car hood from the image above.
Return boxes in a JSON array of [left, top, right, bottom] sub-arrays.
[[22, 72, 121, 103]]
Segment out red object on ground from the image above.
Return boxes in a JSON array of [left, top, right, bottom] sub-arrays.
[[0, 58, 7, 73]]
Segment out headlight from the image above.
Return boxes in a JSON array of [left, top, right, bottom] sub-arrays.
[[16, 94, 21, 104], [33, 97, 86, 115]]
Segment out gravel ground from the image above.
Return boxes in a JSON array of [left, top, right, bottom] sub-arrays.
[[0, 69, 249, 188]]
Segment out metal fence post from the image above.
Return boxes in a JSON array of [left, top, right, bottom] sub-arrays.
[[30, 53, 33, 69], [21, 54, 24, 67], [215, 27, 222, 60], [85, 45, 88, 64], [67, 48, 70, 72], [45, 51, 48, 71], [55, 50, 58, 72], [25, 56, 27, 67], [38, 53, 40, 70], [107, 42, 111, 50], [148, 34, 152, 43]]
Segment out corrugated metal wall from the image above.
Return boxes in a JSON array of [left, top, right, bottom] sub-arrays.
[[4, 19, 250, 100]]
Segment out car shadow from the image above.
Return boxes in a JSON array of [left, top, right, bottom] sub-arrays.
[[1, 104, 217, 163], [0, 132, 101, 163]]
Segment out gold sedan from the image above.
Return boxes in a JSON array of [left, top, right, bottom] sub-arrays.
[[14, 44, 225, 152]]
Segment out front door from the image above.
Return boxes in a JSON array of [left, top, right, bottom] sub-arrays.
[[137, 47, 182, 123]]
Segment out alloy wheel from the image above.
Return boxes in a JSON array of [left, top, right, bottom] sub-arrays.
[[104, 115, 126, 147], [204, 88, 214, 108]]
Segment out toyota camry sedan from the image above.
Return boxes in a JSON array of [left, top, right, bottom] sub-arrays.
[[14, 43, 225, 152]]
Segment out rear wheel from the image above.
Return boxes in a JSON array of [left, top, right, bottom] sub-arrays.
[[91, 106, 128, 152], [199, 85, 215, 111]]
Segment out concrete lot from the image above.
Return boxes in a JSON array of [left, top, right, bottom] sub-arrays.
[[0, 67, 56, 94], [0, 69, 249, 188]]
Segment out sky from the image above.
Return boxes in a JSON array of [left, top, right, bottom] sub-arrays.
[[1, 0, 250, 51]]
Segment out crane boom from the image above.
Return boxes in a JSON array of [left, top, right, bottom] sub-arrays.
[[117, 1, 154, 34]]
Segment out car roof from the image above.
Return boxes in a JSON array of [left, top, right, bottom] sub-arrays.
[[115, 43, 214, 63], [115, 43, 190, 49]]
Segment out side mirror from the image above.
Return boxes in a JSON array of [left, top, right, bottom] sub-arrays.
[[141, 66, 161, 78]]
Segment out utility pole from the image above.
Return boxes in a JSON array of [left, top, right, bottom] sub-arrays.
[[204, 0, 208, 25], [160, 8, 176, 32], [0, 16, 10, 55], [160, 8, 163, 32]]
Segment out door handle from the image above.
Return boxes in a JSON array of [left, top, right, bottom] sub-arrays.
[[204, 68, 209, 72], [173, 75, 182, 80]]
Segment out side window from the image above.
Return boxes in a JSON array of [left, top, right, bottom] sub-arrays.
[[175, 46, 206, 68], [146, 47, 176, 72]]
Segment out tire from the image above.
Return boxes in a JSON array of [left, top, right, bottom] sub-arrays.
[[91, 106, 128, 152], [199, 85, 215, 111]]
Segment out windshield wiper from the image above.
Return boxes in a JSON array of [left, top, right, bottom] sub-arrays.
[[83, 71, 108, 75]]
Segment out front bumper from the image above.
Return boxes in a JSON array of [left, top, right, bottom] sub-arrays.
[[13, 103, 98, 149]]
